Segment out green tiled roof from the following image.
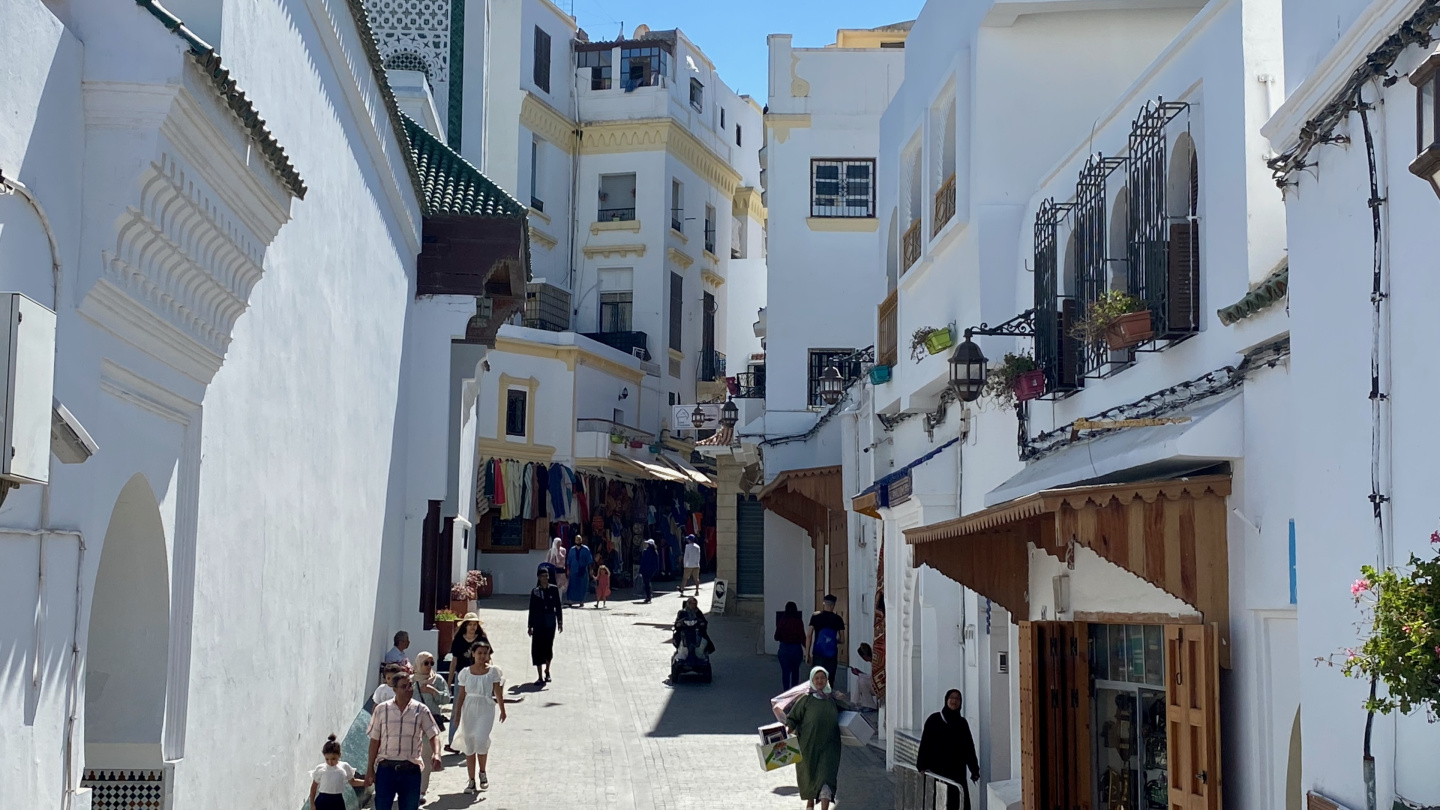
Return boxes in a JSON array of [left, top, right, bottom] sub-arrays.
[[135, 0, 307, 199], [1217, 263, 1288, 326], [400, 115, 527, 219]]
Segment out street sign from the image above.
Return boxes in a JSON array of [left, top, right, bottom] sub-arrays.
[[673, 403, 722, 432]]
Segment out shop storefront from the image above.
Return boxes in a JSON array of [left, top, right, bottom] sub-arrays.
[[907, 475, 1229, 810]]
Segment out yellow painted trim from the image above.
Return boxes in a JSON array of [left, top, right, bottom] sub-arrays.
[[789, 52, 810, 98], [530, 225, 558, 250], [529, 206, 552, 225], [476, 439, 556, 463], [668, 348, 685, 362], [577, 352, 646, 384], [493, 336, 645, 384], [496, 374, 545, 451], [834, 29, 911, 49], [732, 186, 767, 223], [582, 243, 647, 259], [765, 114, 811, 145], [580, 118, 744, 197], [703, 249, 719, 263], [670, 227, 689, 245], [806, 217, 880, 233], [667, 247, 695, 270], [521, 94, 576, 154], [702, 268, 725, 288], [590, 219, 642, 235]]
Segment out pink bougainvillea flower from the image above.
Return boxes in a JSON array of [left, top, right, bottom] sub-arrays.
[[1403, 625, 1411, 634], [1346, 648, 1357, 661], [1432, 530, 1440, 545], [1351, 578, 1371, 596]]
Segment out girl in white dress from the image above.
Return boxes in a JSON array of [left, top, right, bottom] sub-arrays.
[[454, 640, 506, 794]]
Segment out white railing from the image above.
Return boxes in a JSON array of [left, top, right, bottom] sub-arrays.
[[894, 764, 966, 810]]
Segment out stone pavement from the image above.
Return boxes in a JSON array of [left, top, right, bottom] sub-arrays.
[[420, 580, 892, 810]]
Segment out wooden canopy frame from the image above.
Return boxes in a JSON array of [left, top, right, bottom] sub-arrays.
[[906, 474, 1233, 667]]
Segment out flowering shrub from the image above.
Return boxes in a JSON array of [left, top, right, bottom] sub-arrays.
[[466, 570, 488, 591], [451, 581, 475, 601], [435, 609, 460, 623], [1340, 531, 1440, 717]]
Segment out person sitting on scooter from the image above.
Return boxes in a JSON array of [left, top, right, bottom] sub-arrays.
[[673, 597, 715, 655]]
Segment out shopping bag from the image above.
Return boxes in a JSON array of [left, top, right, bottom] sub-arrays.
[[756, 738, 803, 771], [770, 683, 809, 723]]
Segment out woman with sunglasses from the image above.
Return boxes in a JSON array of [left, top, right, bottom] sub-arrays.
[[411, 652, 450, 800]]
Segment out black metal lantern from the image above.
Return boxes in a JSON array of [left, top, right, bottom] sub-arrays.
[[719, 398, 739, 429], [1411, 47, 1440, 198], [948, 337, 988, 402], [691, 404, 707, 429], [818, 365, 845, 405]]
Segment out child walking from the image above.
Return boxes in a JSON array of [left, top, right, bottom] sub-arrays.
[[594, 562, 611, 609], [309, 734, 364, 810]]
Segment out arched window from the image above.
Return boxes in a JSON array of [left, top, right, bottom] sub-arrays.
[[1164, 134, 1200, 335], [384, 51, 433, 84], [1108, 188, 1130, 293]]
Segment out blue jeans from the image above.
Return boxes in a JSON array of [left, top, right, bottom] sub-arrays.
[[374, 762, 422, 810], [778, 642, 804, 690]]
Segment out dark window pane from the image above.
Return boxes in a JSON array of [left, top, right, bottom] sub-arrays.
[[505, 389, 528, 436]]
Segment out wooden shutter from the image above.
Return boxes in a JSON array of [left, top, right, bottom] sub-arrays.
[[438, 516, 455, 610], [1166, 624, 1222, 810], [813, 531, 827, 611], [419, 500, 442, 628], [1020, 621, 1041, 810], [827, 511, 850, 666], [1166, 222, 1199, 335], [1057, 298, 1083, 391], [533, 27, 551, 92], [669, 272, 684, 352]]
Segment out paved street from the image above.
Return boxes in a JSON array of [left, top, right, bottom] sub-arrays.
[[422, 581, 891, 810]]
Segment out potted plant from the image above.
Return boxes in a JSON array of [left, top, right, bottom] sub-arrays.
[[450, 581, 474, 615], [1336, 530, 1440, 717], [984, 352, 1044, 409], [869, 364, 892, 385], [610, 431, 625, 444], [435, 608, 459, 657], [1072, 291, 1153, 350], [467, 569, 492, 600], [910, 326, 953, 363]]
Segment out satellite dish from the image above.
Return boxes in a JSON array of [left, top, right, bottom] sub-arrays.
[[633, 24, 650, 39]]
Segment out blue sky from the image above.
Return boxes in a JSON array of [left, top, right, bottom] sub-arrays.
[[560, 0, 925, 103]]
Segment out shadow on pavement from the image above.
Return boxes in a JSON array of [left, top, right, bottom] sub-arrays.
[[646, 610, 788, 738], [506, 682, 545, 695]]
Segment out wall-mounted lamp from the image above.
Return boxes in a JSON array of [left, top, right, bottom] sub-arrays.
[[619, 387, 629, 400]]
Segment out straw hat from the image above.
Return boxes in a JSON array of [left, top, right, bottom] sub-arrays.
[[459, 612, 481, 624]]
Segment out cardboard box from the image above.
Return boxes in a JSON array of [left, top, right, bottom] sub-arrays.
[[756, 738, 803, 771], [838, 711, 874, 747], [758, 722, 789, 744]]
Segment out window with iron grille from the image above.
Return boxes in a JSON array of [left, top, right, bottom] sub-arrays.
[[533, 27, 551, 93], [505, 389, 528, 436], [669, 272, 684, 352], [811, 159, 875, 218], [807, 349, 860, 408], [577, 48, 611, 90], [600, 291, 633, 332]]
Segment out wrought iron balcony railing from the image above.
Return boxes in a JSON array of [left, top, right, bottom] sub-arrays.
[[731, 370, 765, 399], [582, 330, 650, 361], [902, 218, 922, 272], [932, 174, 956, 236], [598, 207, 636, 222], [699, 349, 726, 382]]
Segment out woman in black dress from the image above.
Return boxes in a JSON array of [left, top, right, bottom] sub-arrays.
[[527, 567, 564, 685], [916, 689, 981, 810]]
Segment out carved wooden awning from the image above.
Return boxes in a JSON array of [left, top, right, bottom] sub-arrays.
[[907, 474, 1232, 666], [759, 465, 843, 544]]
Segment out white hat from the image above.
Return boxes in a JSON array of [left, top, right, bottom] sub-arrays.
[[645, 539, 656, 545]]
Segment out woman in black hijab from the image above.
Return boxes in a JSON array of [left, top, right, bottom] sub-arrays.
[[915, 688, 980, 810], [527, 567, 564, 685]]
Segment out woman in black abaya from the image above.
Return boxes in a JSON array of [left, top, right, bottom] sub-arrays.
[[915, 688, 980, 810]]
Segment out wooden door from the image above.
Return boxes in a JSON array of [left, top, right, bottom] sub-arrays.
[[1021, 621, 1092, 810], [827, 511, 850, 665], [1166, 624, 1221, 810], [1020, 622, 1040, 810], [813, 530, 827, 612]]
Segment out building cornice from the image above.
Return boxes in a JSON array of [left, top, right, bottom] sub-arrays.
[[583, 243, 647, 259], [667, 246, 695, 270], [806, 217, 879, 233], [591, 219, 643, 234], [702, 268, 725, 287], [580, 118, 743, 197], [493, 335, 646, 383], [522, 93, 577, 153], [764, 113, 811, 145], [530, 224, 558, 250], [732, 186, 766, 223]]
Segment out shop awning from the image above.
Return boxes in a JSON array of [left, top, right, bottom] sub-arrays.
[[658, 451, 714, 487], [986, 393, 1241, 506], [907, 474, 1233, 667], [588, 453, 690, 483], [759, 465, 843, 538]]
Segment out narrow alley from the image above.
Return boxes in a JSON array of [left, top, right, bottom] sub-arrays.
[[422, 583, 890, 810]]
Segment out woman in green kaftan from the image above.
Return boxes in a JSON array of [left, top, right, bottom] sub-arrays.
[[785, 666, 845, 809]]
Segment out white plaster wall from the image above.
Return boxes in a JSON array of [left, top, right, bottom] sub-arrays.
[[1028, 545, 1200, 621], [762, 511, 810, 657]]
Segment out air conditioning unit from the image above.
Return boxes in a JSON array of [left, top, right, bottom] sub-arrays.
[[0, 293, 56, 484]]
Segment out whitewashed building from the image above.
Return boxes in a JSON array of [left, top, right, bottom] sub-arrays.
[[1263, 1, 1440, 807], [0, 1, 528, 808]]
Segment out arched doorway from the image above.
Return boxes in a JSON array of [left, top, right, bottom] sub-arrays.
[[85, 474, 169, 776]]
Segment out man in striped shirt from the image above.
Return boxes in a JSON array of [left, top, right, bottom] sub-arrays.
[[363, 672, 444, 810]]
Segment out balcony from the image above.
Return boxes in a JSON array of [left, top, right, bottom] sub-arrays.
[[877, 289, 898, 369], [671, 208, 685, 233], [902, 218, 922, 273], [577, 418, 654, 443], [731, 370, 765, 399], [582, 330, 650, 361], [704, 226, 716, 255], [933, 174, 955, 236], [599, 207, 636, 222], [699, 349, 726, 381]]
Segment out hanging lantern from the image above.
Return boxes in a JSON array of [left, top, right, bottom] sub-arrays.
[[720, 398, 739, 429], [1412, 46, 1440, 199], [818, 365, 845, 405], [691, 404, 707, 429], [948, 337, 988, 402]]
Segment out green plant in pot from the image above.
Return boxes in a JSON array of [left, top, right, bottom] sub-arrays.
[[1072, 291, 1153, 350], [983, 351, 1043, 410], [910, 326, 953, 363]]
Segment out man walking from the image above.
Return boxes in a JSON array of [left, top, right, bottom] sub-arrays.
[[364, 671, 444, 810], [639, 539, 661, 604], [681, 534, 702, 597], [806, 595, 846, 683]]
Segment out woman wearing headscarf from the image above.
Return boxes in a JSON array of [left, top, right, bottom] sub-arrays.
[[546, 538, 568, 595], [774, 602, 807, 689], [916, 689, 980, 810], [527, 567, 564, 684], [784, 667, 845, 810]]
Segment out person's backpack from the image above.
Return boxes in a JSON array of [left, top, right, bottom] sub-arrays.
[[814, 626, 839, 658]]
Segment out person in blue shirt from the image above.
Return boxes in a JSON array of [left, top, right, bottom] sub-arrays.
[[638, 539, 661, 604], [565, 539, 594, 607]]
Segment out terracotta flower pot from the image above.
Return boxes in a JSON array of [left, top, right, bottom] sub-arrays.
[[1104, 310, 1154, 350], [450, 597, 470, 616], [436, 620, 456, 659], [1013, 369, 1046, 402], [475, 578, 493, 599]]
